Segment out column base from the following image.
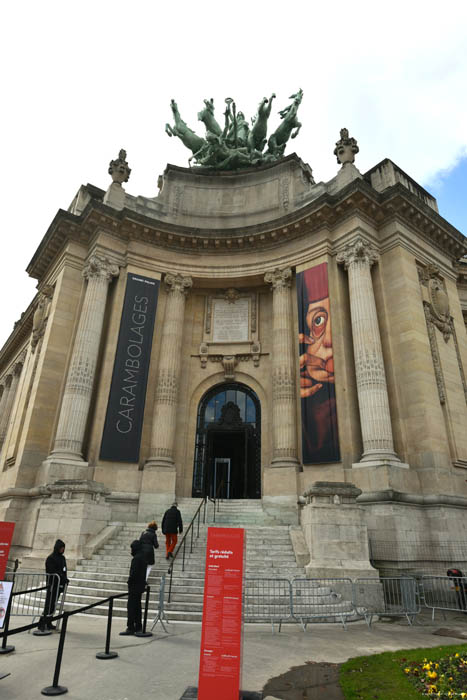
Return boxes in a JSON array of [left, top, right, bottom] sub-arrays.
[[270, 456, 300, 469], [39, 455, 92, 483], [25, 479, 111, 569], [353, 455, 409, 469], [138, 463, 176, 521]]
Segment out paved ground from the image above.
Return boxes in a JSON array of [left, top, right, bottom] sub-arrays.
[[1, 612, 466, 699]]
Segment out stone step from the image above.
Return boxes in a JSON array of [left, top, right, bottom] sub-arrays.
[[89, 553, 297, 564]]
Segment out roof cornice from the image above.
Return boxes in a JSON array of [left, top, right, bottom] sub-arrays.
[[26, 177, 466, 282]]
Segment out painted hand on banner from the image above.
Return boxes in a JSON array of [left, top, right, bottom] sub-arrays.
[[298, 297, 334, 399]]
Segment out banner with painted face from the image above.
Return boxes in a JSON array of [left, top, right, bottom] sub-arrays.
[[297, 262, 340, 463]]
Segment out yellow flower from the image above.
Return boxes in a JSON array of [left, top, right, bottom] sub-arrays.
[[427, 685, 437, 695], [427, 670, 438, 679], [460, 692, 467, 698], [422, 663, 431, 670], [404, 667, 411, 674], [455, 652, 459, 657]]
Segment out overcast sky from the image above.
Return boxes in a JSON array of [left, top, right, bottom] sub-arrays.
[[1, 1, 466, 348]]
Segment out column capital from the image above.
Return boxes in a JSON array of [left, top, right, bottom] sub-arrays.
[[83, 254, 119, 282], [164, 273, 193, 295], [336, 236, 379, 270], [264, 267, 292, 290]]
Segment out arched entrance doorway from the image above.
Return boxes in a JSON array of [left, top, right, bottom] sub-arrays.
[[192, 383, 261, 499]]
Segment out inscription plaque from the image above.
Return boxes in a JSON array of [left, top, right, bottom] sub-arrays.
[[212, 298, 249, 342]]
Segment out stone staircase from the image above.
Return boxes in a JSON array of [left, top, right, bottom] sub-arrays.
[[66, 498, 306, 622]]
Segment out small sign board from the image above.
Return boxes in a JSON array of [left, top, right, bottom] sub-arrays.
[[0, 522, 15, 579], [0, 581, 13, 629], [198, 527, 245, 700]]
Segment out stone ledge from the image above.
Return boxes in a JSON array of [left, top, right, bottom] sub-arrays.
[[357, 490, 467, 507]]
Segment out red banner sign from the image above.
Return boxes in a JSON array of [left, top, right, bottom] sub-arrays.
[[198, 527, 245, 700], [0, 522, 15, 579]]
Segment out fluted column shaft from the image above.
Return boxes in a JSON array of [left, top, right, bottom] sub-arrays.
[[337, 237, 400, 462], [51, 255, 119, 460], [265, 268, 299, 467], [0, 372, 20, 449], [146, 273, 192, 468]]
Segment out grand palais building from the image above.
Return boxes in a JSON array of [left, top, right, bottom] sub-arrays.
[[1, 95, 466, 575]]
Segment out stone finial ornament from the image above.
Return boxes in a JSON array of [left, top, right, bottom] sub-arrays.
[[334, 128, 359, 165], [108, 149, 131, 184]]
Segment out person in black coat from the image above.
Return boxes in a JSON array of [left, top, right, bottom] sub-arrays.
[[120, 540, 147, 635], [139, 520, 159, 579], [38, 539, 69, 631], [162, 502, 183, 560]]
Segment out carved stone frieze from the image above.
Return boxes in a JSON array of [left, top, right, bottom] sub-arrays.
[[154, 368, 179, 405], [31, 285, 54, 352], [272, 366, 295, 401], [423, 301, 446, 404], [223, 288, 240, 303], [429, 278, 451, 341], [222, 355, 237, 380], [336, 236, 379, 269], [197, 341, 263, 371]]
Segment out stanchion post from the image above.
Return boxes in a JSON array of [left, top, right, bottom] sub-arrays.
[[96, 598, 118, 659], [41, 612, 69, 695], [135, 586, 152, 637], [0, 588, 15, 654]]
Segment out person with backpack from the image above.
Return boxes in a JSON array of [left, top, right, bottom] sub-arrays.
[[139, 520, 159, 579]]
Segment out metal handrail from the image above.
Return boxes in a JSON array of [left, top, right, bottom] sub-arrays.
[[167, 496, 207, 602], [166, 480, 226, 603], [209, 478, 225, 523]]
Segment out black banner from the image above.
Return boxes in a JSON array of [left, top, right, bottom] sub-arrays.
[[100, 273, 159, 462]]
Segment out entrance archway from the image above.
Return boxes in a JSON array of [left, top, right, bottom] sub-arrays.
[[191, 383, 261, 498]]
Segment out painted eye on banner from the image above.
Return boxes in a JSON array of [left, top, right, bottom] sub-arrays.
[[312, 311, 328, 339]]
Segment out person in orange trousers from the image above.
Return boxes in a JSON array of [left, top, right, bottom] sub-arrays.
[[161, 502, 183, 560]]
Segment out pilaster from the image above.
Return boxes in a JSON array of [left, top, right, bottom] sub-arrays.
[[139, 273, 192, 519]]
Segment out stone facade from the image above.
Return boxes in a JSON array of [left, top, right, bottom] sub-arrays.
[[1, 146, 466, 572]]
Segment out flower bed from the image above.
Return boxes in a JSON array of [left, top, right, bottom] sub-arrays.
[[402, 651, 467, 698]]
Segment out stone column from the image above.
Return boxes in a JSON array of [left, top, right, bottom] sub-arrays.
[[265, 267, 300, 468], [139, 273, 192, 518], [47, 254, 119, 475], [0, 366, 21, 450], [146, 273, 193, 469], [337, 236, 404, 466]]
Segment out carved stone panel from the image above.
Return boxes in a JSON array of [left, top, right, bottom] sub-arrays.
[[212, 297, 249, 342]]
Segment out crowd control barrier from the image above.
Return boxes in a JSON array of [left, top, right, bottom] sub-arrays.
[[244, 578, 292, 633], [0, 584, 153, 695], [291, 578, 356, 630], [353, 576, 420, 626], [420, 575, 467, 620], [4, 572, 64, 633]]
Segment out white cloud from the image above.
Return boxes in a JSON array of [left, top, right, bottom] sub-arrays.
[[1, 0, 466, 345]]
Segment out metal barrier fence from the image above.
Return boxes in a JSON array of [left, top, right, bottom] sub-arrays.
[[244, 578, 292, 633], [291, 578, 356, 630], [420, 575, 467, 620], [353, 577, 420, 627], [4, 572, 63, 627]]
